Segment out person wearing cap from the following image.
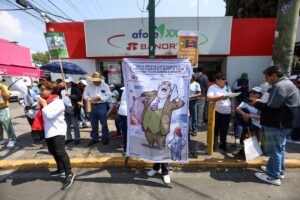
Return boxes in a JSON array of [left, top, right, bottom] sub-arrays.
[[61, 77, 82, 145], [233, 72, 251, 104], [232, 86, 262, 155], [0, 76, 16, 148], [249, 66, 299, 186], [83, 72, 112, 146], [77, 79, 88, 129]]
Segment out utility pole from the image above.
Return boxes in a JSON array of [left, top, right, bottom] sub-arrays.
[[147, 0, 155, 58], [272, 0, 300, 75]]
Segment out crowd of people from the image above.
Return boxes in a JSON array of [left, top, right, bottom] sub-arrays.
[[0, 65, 299, 189]]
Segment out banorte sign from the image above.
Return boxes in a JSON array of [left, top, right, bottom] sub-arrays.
[[107, 23, 208, 52]]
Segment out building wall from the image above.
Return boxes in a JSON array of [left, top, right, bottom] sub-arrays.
[[226, 56, 272, 88], [50, 59, 96, 81]]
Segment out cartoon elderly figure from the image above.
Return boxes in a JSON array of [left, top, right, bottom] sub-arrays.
[[131, 81, 184, 149]]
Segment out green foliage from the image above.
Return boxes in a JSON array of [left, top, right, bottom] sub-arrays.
[[224, 0, 278, 18], [32, 51, 49, 65]]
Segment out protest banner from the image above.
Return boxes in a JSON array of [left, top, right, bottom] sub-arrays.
[[177, 31, 199, 68], [122, 58, 192, 163], [44, 32, 69, 87]]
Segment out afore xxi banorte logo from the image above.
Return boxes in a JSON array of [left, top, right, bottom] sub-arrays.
[[107, 23, 208, 52]]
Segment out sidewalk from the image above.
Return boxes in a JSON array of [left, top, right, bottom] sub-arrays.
[[1, 103, 300, 170]]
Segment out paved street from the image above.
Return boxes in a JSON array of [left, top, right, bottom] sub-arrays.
[[1, 168, 300, 200]]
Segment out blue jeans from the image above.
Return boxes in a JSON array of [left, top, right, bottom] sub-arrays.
[[90, 103, 109, 141], [263, 126, 291, 179], [65, 113, 80, 141], [197, 97, 206, 125], [79, 107, 87, 126], [189, 100, 198, 133]]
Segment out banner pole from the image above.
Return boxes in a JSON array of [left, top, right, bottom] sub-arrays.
[[58, 54, 67, 90]]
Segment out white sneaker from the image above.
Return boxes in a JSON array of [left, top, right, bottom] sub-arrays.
[[255, 172, 281, 186], [147, 169, 158, 177], [163, 174, 171, 184], [0, 140, 4, 145], [260, 166, 284, 179], [6, 141, 15, 148]]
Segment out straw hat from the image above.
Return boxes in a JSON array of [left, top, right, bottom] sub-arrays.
[[87, 72, 102, 81]]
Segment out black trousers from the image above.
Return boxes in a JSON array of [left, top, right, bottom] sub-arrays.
[[46, 135, 72, 175], [214, 111, 231, 150], [153, 163, 169, 176], [119, 115, 127, 153]]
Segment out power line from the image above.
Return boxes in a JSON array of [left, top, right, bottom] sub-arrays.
[[0, 8, 34, 11], [29, 0, 62, 22], [94, 0, 107, 18], [81, 1, 96, 19], [47, 0, 74, 21], [4, 0, 45, 22], [65, 0, 87, 20], [91, 0, 102, 18]]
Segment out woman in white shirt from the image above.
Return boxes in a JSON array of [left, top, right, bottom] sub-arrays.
[[35, 82, 75, 190], [207, 72, 234, 152]]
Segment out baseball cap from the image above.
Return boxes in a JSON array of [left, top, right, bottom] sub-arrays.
[[79, 79, 87, 86], [250, 86, 262, 94], [65, 77, 73, 83]]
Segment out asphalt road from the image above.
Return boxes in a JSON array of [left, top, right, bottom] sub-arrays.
[[0, 168, 300, 200]]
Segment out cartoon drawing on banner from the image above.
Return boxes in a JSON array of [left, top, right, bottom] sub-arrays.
[[167, 127, 186, 161], [130, 81, 185, 149]]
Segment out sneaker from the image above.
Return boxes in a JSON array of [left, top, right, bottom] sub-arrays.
[[87, 140, 98, 147], [286, 138, 300, 144], [147, 169, 158, 177], [232, 144, 242, 155], [163, 174, 171, 184], [260, 166, 284, 179], [255, 172, 281, 186], [0, 140, 4, 145], [111, 132, 123, 139], [6, 141, 15, 148], [50, 170, 65, 177], [62, 173, 76, 190]]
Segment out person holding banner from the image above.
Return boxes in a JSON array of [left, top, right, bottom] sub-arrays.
[[32, 82, 75, 190], [84, 72, 112, 146]]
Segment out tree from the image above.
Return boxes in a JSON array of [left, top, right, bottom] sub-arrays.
[[32, 51, 49, 66], [224, 0, 278, 18]]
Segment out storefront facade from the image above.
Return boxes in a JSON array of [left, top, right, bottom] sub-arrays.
[[46, 17, 277, 87]]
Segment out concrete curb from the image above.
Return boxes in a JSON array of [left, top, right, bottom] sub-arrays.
[[1, 157, 300, 170]]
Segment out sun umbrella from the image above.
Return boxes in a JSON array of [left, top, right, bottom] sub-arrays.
[[41, 61, 88, 75]]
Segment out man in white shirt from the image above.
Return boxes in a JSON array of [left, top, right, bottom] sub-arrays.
[[83, 72, 112, 146]]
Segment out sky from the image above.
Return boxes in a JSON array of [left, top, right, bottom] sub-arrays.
[[0, 0, 226, 53]]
